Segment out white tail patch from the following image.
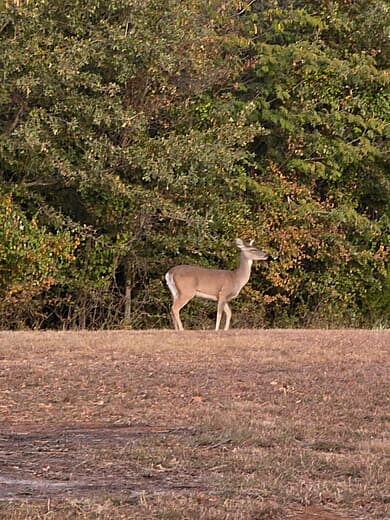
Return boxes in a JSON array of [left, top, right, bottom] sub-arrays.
[[165, 271, 179, 301]]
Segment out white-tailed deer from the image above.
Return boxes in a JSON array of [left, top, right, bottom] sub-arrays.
[[165, 239, 268, 331]]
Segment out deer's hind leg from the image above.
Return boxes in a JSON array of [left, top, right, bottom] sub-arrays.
[[166, 271, 192, 331], [171, 293, 193, 331]]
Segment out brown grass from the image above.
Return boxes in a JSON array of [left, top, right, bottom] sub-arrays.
[[0, 329, 389, 519]]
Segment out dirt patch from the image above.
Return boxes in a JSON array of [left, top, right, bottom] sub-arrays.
[[0, 329, 389, 519], [0, 425, 202, 501]]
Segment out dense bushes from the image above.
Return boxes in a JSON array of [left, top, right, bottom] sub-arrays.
[[0, 0, 388, 329]]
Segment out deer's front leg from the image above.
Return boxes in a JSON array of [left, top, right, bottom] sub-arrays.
[[216, 297, 226, 331], [223, 303, 232, 330]]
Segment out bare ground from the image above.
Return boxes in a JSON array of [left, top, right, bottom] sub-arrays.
[[0, 329, 388, 519]]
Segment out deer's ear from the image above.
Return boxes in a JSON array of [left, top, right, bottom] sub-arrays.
[[235, 238, 244, 248], [249, 239, 254, 246]]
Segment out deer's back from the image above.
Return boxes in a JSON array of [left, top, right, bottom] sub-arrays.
[[169, 265, 235, 295]]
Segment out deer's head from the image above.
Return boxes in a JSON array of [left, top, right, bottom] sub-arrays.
[[235, 238, 268, 261]]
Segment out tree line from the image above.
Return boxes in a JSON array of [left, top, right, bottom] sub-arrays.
[[0, 0, 389, 329]]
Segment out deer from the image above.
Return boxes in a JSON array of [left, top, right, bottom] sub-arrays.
[[165, 238, 268, 331]]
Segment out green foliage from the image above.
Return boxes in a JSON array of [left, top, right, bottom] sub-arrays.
[[0, 192, 75, 327], [0, 0, 388, 328]]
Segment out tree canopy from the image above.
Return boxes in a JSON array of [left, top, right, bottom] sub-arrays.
[[0, 0, 389, 329]]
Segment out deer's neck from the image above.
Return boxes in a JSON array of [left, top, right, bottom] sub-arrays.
[[234, 253, 252, 287]]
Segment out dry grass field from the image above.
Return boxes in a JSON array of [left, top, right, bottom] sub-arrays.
[[0, 329, 389, 519]]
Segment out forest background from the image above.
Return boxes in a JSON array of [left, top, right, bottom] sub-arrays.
[[0, 0, 388, 330]]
